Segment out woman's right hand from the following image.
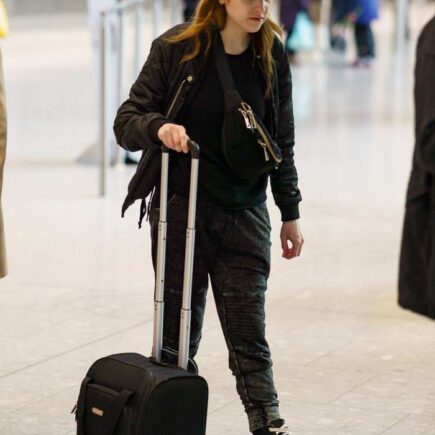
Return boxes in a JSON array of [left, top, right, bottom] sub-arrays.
[[157, 123, 190, 153]]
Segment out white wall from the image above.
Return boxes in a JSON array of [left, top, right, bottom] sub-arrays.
[[4, 0, 87, 15]]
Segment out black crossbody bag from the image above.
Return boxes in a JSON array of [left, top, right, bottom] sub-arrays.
[[213, 34, 282, 180]]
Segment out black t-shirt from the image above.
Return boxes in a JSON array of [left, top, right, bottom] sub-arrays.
[[168, 42, 268, 209]]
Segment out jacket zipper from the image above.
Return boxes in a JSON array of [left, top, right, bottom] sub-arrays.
[[165, 75, 192, 118], [144, 75, 192, 225]]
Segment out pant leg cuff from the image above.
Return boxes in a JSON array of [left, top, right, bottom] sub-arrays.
[[247, 405, 281, 432]]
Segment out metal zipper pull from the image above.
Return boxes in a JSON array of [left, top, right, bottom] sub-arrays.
[[247, 110, 257, 130], [239, 108, 252, 129], [259, 140, 269, 161], [165, 77, 189, 118]]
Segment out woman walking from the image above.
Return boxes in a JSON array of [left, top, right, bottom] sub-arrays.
[[114, 0, 303, 433]]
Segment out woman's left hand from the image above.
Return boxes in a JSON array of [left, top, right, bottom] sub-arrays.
[[280, 220, 304, 260]]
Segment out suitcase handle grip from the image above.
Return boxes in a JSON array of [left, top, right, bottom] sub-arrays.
[[188, 140, 200, 159], [162, 139, 200, 159]]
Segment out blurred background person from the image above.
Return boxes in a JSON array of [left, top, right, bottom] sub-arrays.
[[183, 0, 198, 22], [399, 14, 435, 320], [280, 0, 311, 65], [0, 0, 8, 279], [329, 0, 349, 52], [348, 0, 379, 67], [332, 0, 379, 67]]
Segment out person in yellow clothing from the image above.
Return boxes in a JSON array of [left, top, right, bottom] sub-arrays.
[[0, 0, 8, 278]]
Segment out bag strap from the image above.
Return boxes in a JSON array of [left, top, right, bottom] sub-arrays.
[[212, 33, 238, 93], [105, 388, 134, 435], [76, 376, 93, 434]]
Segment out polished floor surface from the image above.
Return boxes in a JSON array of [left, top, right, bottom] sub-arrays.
[[1, 3, 435, 434]]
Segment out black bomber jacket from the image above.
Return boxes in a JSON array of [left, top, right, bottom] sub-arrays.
[[114, 23, 302, 225]]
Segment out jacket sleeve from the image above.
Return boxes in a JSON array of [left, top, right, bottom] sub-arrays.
[[418, 120, 435, 174], [415, 40, 435, 174], [113, 39, 171, 152], [270, 46, 302, 222]]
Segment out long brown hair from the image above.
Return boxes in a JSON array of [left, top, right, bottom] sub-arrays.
[[164, 0, 283, 99]]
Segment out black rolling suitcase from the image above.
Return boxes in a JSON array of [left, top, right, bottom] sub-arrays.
[[72, 141, 209, 435]]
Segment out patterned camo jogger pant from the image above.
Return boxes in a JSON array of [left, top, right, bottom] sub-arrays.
[[149, 192, 281, 432]]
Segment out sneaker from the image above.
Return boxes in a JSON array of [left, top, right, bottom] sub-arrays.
[[253, 419, 293, 435], [350, 57, 374, 69], [360, 56, 374, 68], [350, 58, 362, 68]]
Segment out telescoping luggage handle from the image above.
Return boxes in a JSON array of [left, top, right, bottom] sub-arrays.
[[152, 140, 200, 371]]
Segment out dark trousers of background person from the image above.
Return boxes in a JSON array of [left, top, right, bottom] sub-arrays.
[[329, 0, 348, 50], [149, 193, 281, 432], [355, 23, 376, 59]]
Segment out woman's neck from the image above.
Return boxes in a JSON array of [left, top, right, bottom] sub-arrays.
[[220, 21, 251, 55]]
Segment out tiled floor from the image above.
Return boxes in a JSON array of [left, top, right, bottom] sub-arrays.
[[1, 2, 435, 434]]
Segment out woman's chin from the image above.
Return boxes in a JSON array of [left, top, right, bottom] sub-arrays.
[[246, 23, 263, 33]]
